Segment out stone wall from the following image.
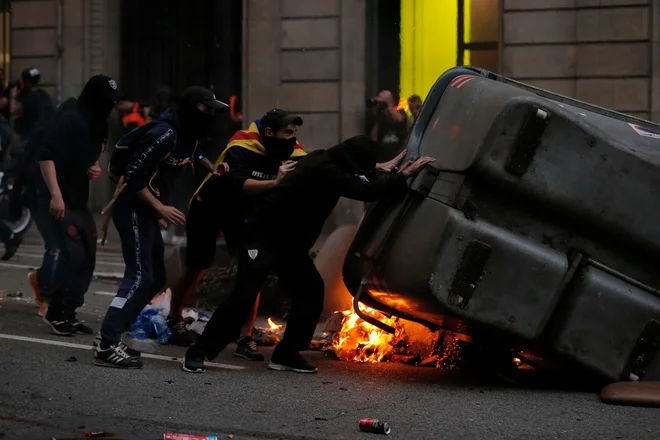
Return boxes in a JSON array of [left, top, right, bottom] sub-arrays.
[[501, 0, 653, 121], [11, 0, 121, 210], [243, 0, 367, 151], [11, 0, 119, 104]]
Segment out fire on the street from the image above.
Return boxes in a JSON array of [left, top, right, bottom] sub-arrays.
[[332, 303, 397, 363], [330, 302, 467, 369], [268, 317, 283, 332]]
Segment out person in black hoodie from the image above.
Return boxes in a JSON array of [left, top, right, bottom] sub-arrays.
[[94, 86, 229, 369], [182, 135, 435, 374], [14, 67, 55, 143], [27, 74, 122, 336]]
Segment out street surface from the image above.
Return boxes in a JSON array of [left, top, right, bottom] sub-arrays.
[[1, 244, 659, 439]]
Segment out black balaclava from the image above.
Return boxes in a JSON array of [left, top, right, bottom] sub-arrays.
[[178, 93, 214, 141], [78, 74, 119, 141], [261, 132, 297, 162], [327, 135, 379, 176]]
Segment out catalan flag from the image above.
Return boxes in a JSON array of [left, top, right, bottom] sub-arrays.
[[193, 120, 306, 201]]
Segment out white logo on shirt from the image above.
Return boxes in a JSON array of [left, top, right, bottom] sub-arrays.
[[252, 170, 277, 180], [248, 249, 259, 260]]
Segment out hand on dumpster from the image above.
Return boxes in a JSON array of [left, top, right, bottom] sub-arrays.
[[399, 156, 436, 178]]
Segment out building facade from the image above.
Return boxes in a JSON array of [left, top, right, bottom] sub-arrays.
[[6, 0, 660, 211]]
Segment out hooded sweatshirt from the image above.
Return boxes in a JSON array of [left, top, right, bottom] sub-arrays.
[[37, 80, 114, 208], [246, 135, 408, 251], [119, 107, 198, 208]]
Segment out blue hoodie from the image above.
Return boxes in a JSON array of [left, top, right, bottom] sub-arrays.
[[118, 107, 205, 205]]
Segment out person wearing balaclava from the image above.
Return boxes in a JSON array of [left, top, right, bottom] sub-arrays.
[[25, 74, 122, 336], [182, 135, 435, 374], [94, 86, 229, 369], [165, 109, 305, 356]]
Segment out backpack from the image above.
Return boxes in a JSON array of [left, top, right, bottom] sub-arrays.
[[107, 120, 166, 183]]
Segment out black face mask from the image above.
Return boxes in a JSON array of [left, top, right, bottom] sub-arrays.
[[263, 135, 297, 161], [179, 105, 214, 141]]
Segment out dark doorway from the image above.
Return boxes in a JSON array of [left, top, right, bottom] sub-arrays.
[[119, 0, 243, 227], [120, 0, 242, 111], [366, 0, 401, 102]]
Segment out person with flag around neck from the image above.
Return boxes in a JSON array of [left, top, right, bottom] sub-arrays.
[[166, 109, 305, 358]]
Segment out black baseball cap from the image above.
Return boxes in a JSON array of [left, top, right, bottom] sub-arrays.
[[21, 67, 41, 84], [84, 74, 123, 100], [260, 109, 303, 131], [182, 86, 229, 111]]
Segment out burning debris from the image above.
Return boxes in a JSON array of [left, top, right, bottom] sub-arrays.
[[252, 317, 284, 346], [252, 302, 470, 369], [328, 303, 468, 369]]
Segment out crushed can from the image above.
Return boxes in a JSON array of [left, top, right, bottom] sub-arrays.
[[163, 433, 218, 440], [359, 418, 391, 435]]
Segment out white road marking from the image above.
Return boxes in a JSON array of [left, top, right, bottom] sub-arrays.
[[15, 253, 125, 267], [0, 262, 36, 270], [0, 333, 245, 371], [0, 263, 124, 280], [94, 291, 117, 297]]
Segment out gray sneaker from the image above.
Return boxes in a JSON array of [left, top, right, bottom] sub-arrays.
[[234, 336, 265, 361]]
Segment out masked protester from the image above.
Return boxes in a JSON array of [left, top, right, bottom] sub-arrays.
[[94, 86, 229, 369], [14, 67, 55, 142], [24, 74, 121, 335], [165, 109, 304, 354], [182, 136, 435, 374]]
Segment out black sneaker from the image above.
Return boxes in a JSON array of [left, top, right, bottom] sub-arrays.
[[43, 314, 76, 336], [235, 336, 265, 361], [167, 318, 198, 347], [93, 332, 141, 358], [94, 344, 143, 369], [181, 351, 206, 374], [65, 313, 94, 335], [269, 349, 318, 374]]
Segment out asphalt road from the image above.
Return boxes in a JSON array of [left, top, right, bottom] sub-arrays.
[[1, 245, 659, 440]]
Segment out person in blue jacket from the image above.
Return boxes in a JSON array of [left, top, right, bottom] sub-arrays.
[[95, 86, 229, 369]]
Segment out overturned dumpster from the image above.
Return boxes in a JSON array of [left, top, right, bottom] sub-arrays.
[[343, 66, 660, 383]]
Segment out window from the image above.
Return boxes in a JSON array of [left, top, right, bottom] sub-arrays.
[[459, 0, 499, 71], [399, 0, 500, 102]]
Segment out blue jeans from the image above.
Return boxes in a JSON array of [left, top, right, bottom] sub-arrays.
[[27, 188, 96, 316]]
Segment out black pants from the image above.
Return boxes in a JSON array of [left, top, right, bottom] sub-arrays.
[[28, 192, 96, 315], [190, 244, 325, 360], [100, 198, 165, 348]]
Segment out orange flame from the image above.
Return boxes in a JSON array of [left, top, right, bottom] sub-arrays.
[[331, 300, 467, 368], [268, 317, 283, 331], [331, 302, 399, 363]]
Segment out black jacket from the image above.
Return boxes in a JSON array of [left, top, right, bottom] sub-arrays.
[[246, 136, 408, 251], [36, 98, 104, 208], [15, 89, 54, 140]]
